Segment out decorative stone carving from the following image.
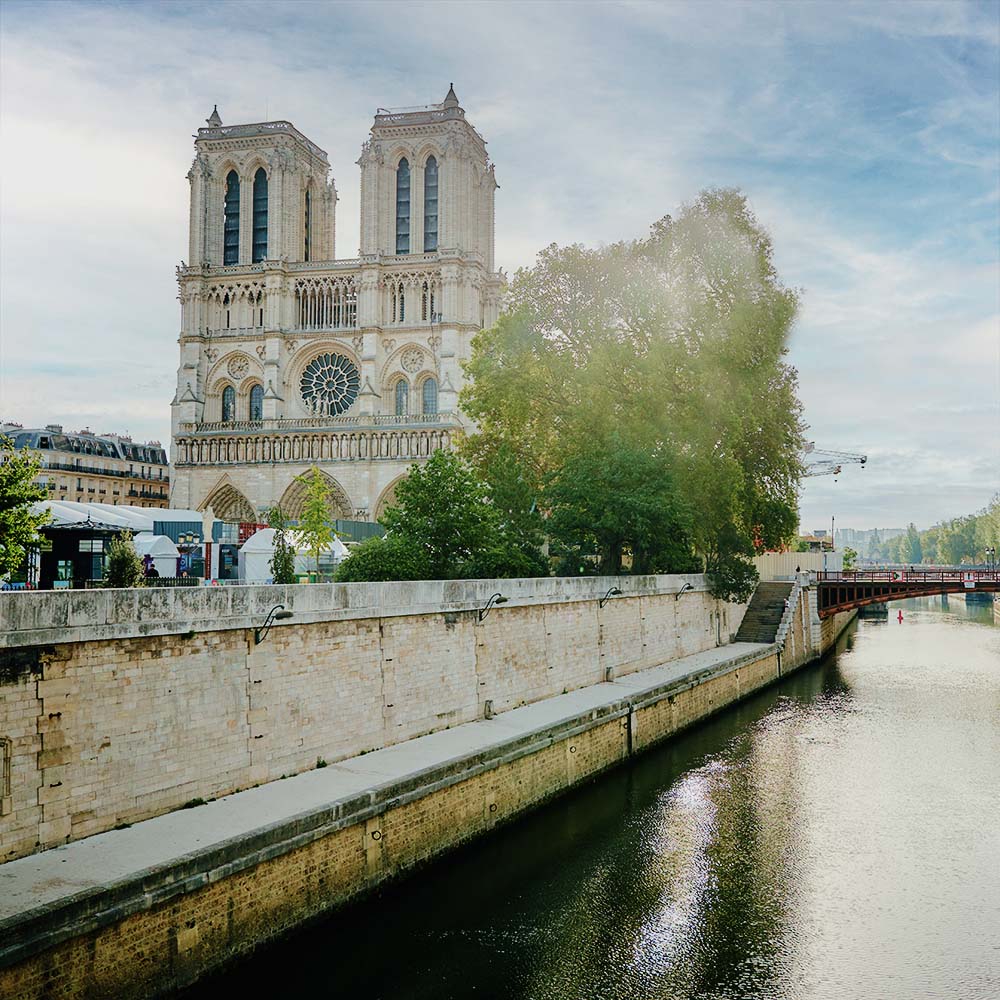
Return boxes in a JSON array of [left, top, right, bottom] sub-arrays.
[[227, 355, 250, 380], [428, 335, 442, 350], [352, 335, 364, 353], [383, 339, 396, 352], [401, 348, 424, 373], [255, 345, 266, 360]]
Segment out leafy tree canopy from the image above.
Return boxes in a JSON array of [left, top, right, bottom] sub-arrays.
[[0, 436, 50, 578], [266, 506, 297, 584], [336, 450, 546, 582], [462, 189, 804, 598], [298, 469, 335, 576], [106, 530, 145, 589]]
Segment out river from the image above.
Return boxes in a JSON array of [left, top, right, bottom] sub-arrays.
[[183, 596, 1000, 1000]]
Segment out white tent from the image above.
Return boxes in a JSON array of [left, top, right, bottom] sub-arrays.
[[33, 500, 154, 532], [132, 535, 180, 577], [239, 528, 349, 582]]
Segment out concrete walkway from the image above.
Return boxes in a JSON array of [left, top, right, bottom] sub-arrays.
[[0, 640, 772, 960]]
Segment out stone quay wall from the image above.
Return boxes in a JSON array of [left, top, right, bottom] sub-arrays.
[[0, 576, 746, 862]]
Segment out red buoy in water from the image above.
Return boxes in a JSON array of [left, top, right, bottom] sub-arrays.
[[898, 609, 904, 624]]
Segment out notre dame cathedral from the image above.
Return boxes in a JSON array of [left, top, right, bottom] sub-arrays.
[[170, 86, 504, 523]]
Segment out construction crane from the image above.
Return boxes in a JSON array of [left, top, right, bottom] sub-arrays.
[[802, 442, 867, 478]]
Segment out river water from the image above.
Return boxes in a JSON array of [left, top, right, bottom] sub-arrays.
[[185, 597, 1000, 1000]]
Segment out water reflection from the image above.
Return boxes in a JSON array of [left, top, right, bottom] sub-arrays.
[[183, 599, 999, 1000]]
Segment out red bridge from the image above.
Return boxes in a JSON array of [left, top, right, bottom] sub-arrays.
[[815, 569, 1000, 618]]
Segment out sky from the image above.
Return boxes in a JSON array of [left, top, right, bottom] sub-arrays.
[[0, 0, 997, 531]]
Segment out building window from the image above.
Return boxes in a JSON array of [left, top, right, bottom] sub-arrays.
[[396, 158, 410, 254], [222, 385, 236, 422], [304, 188, 311, 262], [299, 352, 361, 416], [223, 170, 240, 265], [252, 168, 268, 263], [395, 379, 409, 416], [422, 377, 438, 415], [421, 281, 429, 322], [250, 384, 264, 421], [397, 283, 405, 322], [424, 155, 438, 251]]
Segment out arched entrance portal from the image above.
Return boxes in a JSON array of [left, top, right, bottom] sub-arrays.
[[278, 470, 352, 522]]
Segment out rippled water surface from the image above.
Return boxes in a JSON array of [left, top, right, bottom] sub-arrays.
[[186, 597, 1000, 1000]]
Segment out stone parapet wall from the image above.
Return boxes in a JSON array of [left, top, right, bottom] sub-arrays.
[[1, 576, 738, 861]]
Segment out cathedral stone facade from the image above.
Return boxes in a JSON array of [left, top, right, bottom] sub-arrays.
[[170, 86, 503, 523]]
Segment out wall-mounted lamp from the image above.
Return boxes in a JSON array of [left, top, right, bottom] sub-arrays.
[[479, 593, 508, 622], [255, 604, 293, 644], [675, 582, 695, 601], [599, 587, 623, 608]]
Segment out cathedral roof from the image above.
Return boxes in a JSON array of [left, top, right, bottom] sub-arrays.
[[206, 105, 222, 128], [443, 83, 459, 107]]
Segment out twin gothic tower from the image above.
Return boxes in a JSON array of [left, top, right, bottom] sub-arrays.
[[170, 86, 504, 523]]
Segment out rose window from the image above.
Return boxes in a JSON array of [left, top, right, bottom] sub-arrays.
[[299, 353, 360, 415]]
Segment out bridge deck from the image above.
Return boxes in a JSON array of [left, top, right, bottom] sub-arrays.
[[815, 570, 999, 618]]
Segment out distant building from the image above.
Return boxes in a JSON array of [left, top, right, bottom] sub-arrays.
[[1, 423, 170, 508]]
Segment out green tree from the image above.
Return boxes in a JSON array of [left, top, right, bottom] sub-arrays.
[[298, 468, 335, 578], [842, 546, 858, 571], [335, 450, 546, 582], [381, 450, 500, 579], [0, 436, 50, 578], [544, 434, 699, 575], [901, 523, 922, 564], [461, 189, 804, 600], [267, 505, 297, 584], [106, 530, 145, 588], [335, 534, 431, 582]]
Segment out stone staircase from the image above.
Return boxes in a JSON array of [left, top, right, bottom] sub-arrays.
[[735, 581, 794, 644]]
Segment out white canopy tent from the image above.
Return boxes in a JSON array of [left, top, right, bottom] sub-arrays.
[[239, 528, 349, 582], [32, 500, 154, 532], [132, 535, 181, 577]]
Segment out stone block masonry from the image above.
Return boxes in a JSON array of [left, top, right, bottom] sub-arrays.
[[0, 575, 740, 862]]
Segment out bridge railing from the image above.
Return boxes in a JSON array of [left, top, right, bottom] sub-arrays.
[[816, 570, 999, 584]]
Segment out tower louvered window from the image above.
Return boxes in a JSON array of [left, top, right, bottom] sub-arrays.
[[223, 171, 240, 265], [252, 168, 268, 263], [304, 189, 311, 262], [396, 158, 410, 254], [424, 156, 438, 251]]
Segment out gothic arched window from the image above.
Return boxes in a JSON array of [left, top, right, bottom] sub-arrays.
[[424, 156, 438, 252], [397, 282, 405, 322], [395, 379, 409, 416], [422, 377, 438, 415], [222, 385, 236, 422], [421, 281, 429, 322], [304, 188, 312, 262], [252, 168, 268, 263], [249, 384, 264, 421], [396, 158, 410, 254], [223, 170, 240, 265]]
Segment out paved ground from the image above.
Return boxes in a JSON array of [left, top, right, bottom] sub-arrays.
[[0, 641, 771, 926]]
